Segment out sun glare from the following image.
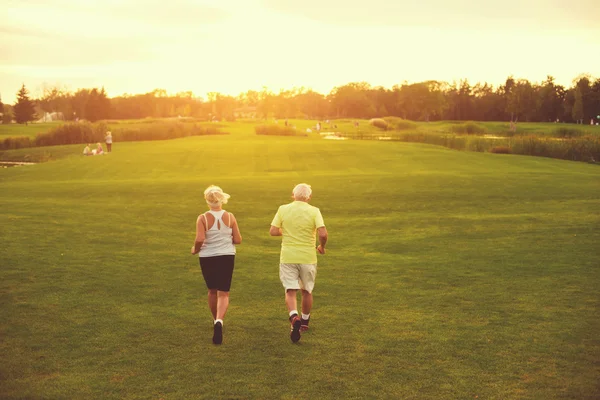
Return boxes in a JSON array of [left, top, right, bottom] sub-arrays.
[[1, 0, 599, 100]]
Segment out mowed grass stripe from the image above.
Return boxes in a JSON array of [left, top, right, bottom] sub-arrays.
[[1, 133, 599, 399]]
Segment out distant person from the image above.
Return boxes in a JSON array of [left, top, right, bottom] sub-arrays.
[[270, 183, 328, 343], [93, 143, 104, 155], [105, 131, 113, 152], [83, 144, 91, 156], [191, 185, 242, 345]]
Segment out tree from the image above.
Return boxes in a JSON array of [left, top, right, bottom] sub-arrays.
[[14, 84, 36, 125], [572, 87, 584, 124], [257, 87, 275, 120], [2, 105, 13, 124], [86, 87, 111, 122], [591, 78, 600, 124], [71, 89, 90, 120], [472, 83, 503, 121], [207, 92, 236, 120], [573, 75, 593, 122], [536, 76, 563, 122], [296, 90, 329, 119], [506, 79, 536, 122], [32, 85, 77, 120], [329, 82, 373, 118], [500, 76, 516, 121], [421, 81, 447, 121]]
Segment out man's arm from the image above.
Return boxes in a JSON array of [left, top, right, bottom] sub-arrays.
[[317, 226, 328, 254], [270, 208, 283, 236]]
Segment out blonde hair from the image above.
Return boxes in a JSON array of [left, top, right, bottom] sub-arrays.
[[204, 185, 230, 207], [292, 183, 312, 201]]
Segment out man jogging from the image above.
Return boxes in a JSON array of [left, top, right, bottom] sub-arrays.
[[270, 183, 328, 343]]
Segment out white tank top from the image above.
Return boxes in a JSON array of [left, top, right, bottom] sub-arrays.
[[199, 210, 236, 257]]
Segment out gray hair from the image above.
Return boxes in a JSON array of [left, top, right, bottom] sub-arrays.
[[204, 185, 230, 207], [292, 183, 312, 201]]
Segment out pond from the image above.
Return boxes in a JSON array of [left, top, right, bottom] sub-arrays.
[[0, 161, 36, 168]]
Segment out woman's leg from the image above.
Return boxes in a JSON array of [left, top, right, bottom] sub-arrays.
[[208, 289, 218, 320], [200, 258, 218, 320], [216, 291, 230, 320], [215, 255, 234, 321]]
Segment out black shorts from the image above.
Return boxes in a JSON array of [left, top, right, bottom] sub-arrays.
[[199, 255, 235, 292]]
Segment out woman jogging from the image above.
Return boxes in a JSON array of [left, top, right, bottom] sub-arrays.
[[191, 185, 242, 344]]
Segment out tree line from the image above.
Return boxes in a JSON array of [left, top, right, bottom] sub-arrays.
[[2, 75, 600, 125]]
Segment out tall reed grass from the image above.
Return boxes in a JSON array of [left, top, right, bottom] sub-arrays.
[[337, 131, 600, 163], [0, 121, 226, 150], [552, 127, 584, 138]]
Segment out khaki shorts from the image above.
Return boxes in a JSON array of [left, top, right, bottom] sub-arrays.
[[279, 263, 317, 293]]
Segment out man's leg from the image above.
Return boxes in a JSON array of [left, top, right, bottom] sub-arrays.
[[285, 289, 298, 314], [280, 264, 302, 343], [286, 289, 302, 343], [298, 264, 317, 332], [300, 290, 312, 331], [301, 290, 313, 315]]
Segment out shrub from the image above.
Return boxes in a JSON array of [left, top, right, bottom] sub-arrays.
[[255, 125, 303, 136], [0, 136, 33, 150], [383, 117, 418, 131], [490, 146, 511, 154], [35, 121, 107, 147], [369, 118, 388, 130], [114, 123, 224, 142], [450, 121, 486, 135]]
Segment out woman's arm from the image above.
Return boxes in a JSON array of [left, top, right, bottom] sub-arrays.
[[191, 215, 206, 254], [230, 213, 242, 244]]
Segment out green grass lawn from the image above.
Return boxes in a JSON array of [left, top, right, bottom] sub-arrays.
[[0, 122, 63, 138], [1, 127, 599, 399]]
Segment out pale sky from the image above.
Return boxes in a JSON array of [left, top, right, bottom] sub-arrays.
[[1, 0, 599, 102]]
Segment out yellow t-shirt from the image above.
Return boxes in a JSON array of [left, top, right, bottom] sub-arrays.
[[271, 201, 325, 264]]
